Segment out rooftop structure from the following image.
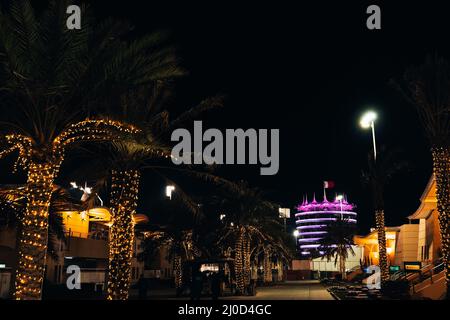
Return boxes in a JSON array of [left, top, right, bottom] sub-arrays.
[[295, 194, 357, 256]]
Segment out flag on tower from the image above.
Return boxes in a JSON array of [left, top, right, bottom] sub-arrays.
[[323, 181, 335, 189]]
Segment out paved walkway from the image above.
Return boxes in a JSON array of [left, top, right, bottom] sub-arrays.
[[134, 280, 334, 300], [227, 281, 334, 300]]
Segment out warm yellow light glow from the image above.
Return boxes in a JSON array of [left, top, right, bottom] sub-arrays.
[[107, 169, 140, 300]]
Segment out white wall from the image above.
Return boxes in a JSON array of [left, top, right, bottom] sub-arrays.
[[417, 219, 426, 262], [394, 224, 419, 267], [311, 246, 362, 272]]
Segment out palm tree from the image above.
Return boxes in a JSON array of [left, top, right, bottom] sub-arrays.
[[76, 84, 224, 299], [141, 228, 196, 292], [393, 56, 450, 297], [0, 185, 73, 259], [0, 0, 179, 299], [253, 241, 289, 285], [215, 183, 291, 294], [319, 217, 356, 281], [361, 147, 408, 284]]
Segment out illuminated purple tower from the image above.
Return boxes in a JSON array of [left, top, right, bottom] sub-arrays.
[[295, 194, 357, 257]]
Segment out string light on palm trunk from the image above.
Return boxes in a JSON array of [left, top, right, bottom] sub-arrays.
[[107, 169, 140, 300], [173, 255, 182, 289], [432, 147, 450, 290], [1, 119, 140, 300], [234, 228, 245, 294], [14, 162, 57, 300], [375, 210, 389, 282], [264, 249, 272, 283]]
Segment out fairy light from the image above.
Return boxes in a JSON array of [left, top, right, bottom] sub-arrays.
[[263, 248, 271, 283], [14, 163, 55, 300], [234, 227, 245, 294], [0, 119, 139, 300], [375, 210, 389, 283], [173, 255, 182, 289], [432, 147, 450, 287], [107, 169, 140, 300], [243, 235, 251, 287]]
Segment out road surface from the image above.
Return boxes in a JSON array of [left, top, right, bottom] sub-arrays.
[[136, 280, 334, 300], [227, 280, 334, 300]]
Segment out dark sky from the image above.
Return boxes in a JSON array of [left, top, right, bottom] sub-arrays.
[[3, 1, 450, 234], [91, 1, 449, 234]]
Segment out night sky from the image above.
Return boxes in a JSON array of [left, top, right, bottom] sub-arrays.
[[3, 1, 450, 234]]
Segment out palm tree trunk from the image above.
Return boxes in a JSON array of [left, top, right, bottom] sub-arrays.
[[243, 235, 251, 288], [340, 256, 346, 281], [432, 148, 450, 298], [234, 228, 245, 294], [263, 249, 272, 284], [173, 254, 182, 289], [107, 169, 140, 300], [15, 162, 58, 300], [375, 209, 389, 283], [277, 261, 283, 282]]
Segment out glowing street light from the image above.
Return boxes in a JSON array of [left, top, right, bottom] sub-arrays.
[[360, 111, 378, 161], [166, 185, 175, 200], [293, 229, 300, 248]]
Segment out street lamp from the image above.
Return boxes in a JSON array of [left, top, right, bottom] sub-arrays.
[[293, 230, 299, 248], [165, 185, 175, 200], [336, 194, 344, 219], [360, 111, 378, 161]]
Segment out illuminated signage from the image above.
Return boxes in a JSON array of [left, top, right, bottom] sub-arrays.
[[389, 265, 400, 273], [404, 261, 421, 272]]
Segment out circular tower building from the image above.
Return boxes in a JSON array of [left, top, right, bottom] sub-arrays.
[[295, 194, 357, 257]]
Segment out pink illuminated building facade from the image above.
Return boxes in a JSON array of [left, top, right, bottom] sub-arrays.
[[295, 194, 357, 257]]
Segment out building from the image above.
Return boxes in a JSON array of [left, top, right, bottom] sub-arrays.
[[0, 182, 150, 298], [354, 175, 442, 271], [407, 175, 442, 265], [49, 207, 147, 290], [295, 194, 357, 256], [289, 246, 363, 280], [354, 227, 399, 267], [393, 224, 420, 268]]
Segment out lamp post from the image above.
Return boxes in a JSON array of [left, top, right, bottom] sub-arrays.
[[359, 110, 390, 284], [336, 194, 343, 219], [360, 111, 378, 161], [165, 185, 175, 200], [293, 230, 299, 248]]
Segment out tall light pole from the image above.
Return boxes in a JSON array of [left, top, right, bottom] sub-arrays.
[[359, 110, 389, 284], [293, 230, 299, 249], [360, 111, 377, 161], [336, 194, 344, 219]]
